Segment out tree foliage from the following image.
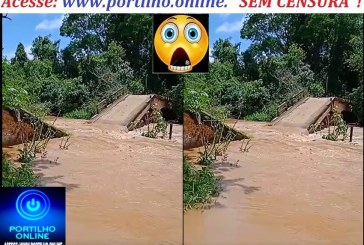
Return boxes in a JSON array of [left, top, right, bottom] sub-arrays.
[[11, 43, 28, 66], [3, 14, 362, 124], [186, 14, 362, 123], [3, 14, 182, 119]]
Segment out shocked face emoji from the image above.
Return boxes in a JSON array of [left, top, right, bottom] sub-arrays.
[[154, 15, 208, 73]]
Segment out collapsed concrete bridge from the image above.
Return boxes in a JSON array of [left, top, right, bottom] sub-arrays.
[[270, 94, 354, 133], [91, 94, 177, 131]]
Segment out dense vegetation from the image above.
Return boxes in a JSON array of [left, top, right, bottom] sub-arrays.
[[4, 14, 362, 122], [2, 154, 39, 187], [183, 157, 220, 210], [3, 14, 183, 119], [185, 14, 363, 123]]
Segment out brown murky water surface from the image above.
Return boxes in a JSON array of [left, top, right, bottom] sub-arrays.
[[184, 121, 363, 245], [5, 118, 183, 245]]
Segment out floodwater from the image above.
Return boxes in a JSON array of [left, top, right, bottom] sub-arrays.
[[184, 121, 363, 245], [5, 118, 183, 245]]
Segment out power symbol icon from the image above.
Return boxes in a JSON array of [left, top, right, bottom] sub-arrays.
[[26, 198, 41, 212], [16, 189, 51, 220]]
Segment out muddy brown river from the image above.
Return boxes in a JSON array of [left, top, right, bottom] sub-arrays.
[[3, 117, 362, 244], [184, 121, 363, 245], [5, 118, 183, 245]]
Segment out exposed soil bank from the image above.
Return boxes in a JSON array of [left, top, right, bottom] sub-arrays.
[[2, 109, 33, 147], [4, 118, 182, 245], [183, 112, 216, 149], [183, 112, 248, 150], [184, 121, 363, 245], [2, 108, 67, 147]]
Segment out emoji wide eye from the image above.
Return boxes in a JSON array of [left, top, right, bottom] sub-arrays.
[[161, 23, 178, 43], [184, 23, 201, 43]]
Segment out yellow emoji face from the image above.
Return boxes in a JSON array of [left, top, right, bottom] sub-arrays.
[[154, 15, 208, 73]]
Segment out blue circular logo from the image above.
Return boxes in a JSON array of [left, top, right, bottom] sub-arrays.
[[16, 190, 51, 221]]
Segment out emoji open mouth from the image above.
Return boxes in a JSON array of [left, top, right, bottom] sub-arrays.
[[169, 48, 192, 72]]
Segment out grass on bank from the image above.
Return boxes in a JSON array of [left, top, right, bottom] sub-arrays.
[[183, 157, 221, 210], [2, 154, 39, 187]]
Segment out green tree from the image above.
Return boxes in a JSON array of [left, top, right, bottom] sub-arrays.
[[60, 14, 109, 57], [78, 41, 138, 99], [11, 43, 28, 66], [241, 14, 290, 57], [345, 21, 363, 124], [31, 36, 60, 64], [60, 14, 180, 94], [2, 59, 29, 109], [241, 14, 363, 96], [61, 44, 80, 78], [212, 38, 240, 64]]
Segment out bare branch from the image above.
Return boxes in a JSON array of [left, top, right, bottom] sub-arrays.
[[2, 14, 12, 20]]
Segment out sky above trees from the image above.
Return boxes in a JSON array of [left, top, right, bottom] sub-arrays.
[[3, 14, 250, 61]]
